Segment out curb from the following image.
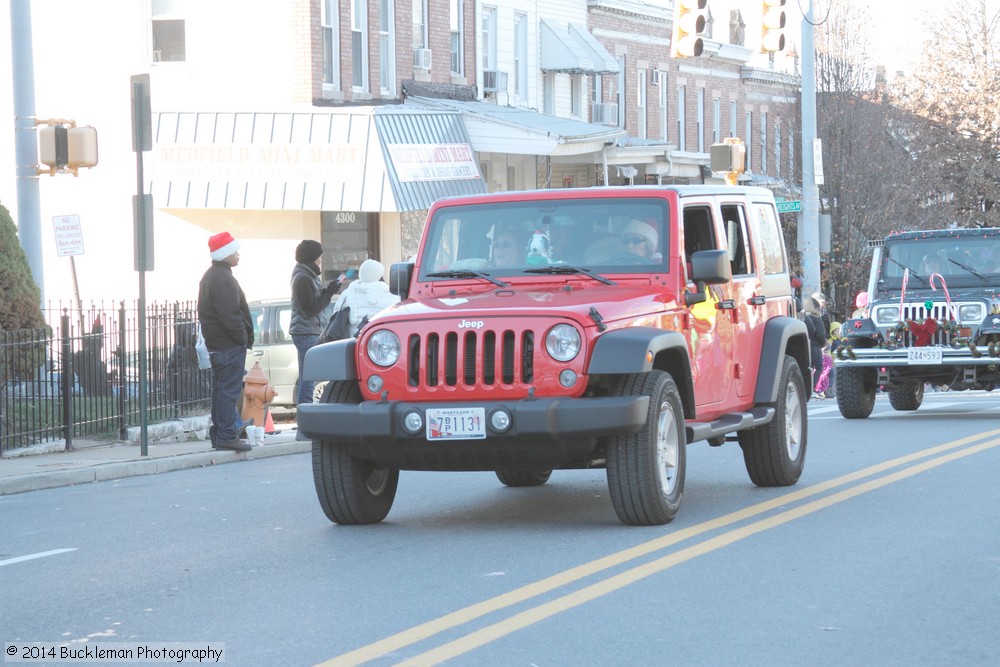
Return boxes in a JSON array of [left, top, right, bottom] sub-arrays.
[[0, 440, 312, 496]]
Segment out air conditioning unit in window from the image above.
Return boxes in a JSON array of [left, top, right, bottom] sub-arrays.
[[650, 69, 662, 86], [592, 102, 619, 126], [482, 69, 509, 93], [413, 48, 432, 70]]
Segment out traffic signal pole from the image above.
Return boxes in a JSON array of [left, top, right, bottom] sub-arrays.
[[799, 0, 822, 300], [9, 0, 44, 303]]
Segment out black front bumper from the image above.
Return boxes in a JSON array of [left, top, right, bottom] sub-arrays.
[[296, 395, 649, 470]]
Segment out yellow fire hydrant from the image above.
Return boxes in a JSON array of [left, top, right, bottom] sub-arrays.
[[242, 362, 277, 440]]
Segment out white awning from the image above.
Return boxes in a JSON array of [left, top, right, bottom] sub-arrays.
[[567, 23, 621, 74], [540, 19, 620, 75], [405, 97, 625, 158], [149, 109, 485, 212]]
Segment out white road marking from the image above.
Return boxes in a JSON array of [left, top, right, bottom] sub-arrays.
[[0, 548, 77, 567]]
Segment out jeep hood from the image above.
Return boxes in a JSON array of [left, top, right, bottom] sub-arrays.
[[376, 282, 674, 325], [873, 284, 1000, 301]]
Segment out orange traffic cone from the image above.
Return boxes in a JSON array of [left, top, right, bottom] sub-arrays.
[[264, 409, 276, 435]]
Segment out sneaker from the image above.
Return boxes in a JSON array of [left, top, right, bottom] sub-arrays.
[[812, 392, 825, 400], [213, 439, 252, 452]]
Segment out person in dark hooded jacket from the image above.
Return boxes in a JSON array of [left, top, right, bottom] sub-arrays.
[[290, 240, 337, 405], [801, 296, 828, 397]]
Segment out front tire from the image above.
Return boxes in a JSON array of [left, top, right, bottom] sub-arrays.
[[888, 383, 923, 411], [312, 381, 399, 524], [496, 469, 552, 487], [606, 370, 686, 526], [738, 355, 806, 486], [836, 366, 877, 419]]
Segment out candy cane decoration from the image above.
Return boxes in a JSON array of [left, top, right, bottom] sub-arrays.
[[898, 268, 909, 321], [928, 272, 956, 321]]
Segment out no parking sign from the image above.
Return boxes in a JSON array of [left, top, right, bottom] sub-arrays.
[[52, 214, 85, 256]]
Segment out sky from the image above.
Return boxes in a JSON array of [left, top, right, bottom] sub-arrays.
[[857, 0, 935, 75]]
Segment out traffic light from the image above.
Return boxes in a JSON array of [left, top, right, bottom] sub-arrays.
[[761, 0, 787, 52], [38, 122, 99, 176], [710, 138, 746, 185], [670, 0, 707, 58]]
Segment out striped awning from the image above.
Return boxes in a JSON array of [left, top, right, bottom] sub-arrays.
[[149, 109, 485, 212]]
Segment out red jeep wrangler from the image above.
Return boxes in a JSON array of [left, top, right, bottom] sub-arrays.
[[298, 186, 810, 525]]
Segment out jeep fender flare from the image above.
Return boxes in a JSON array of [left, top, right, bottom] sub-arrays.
[[302, 338, 358, 382], [589, 327, 696, 419], [753, 316, 810, 404]]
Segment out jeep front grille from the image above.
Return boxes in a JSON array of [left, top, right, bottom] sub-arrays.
[[897, 303, 954, 347], [407, 330, 535, 387]]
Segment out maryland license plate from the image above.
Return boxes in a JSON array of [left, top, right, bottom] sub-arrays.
[[426, 407, 486, 440], [907, 347, 942, 364]]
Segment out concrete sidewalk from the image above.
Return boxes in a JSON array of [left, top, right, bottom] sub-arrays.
[[0, 415, 310, 496]]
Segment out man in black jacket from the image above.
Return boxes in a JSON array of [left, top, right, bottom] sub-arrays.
[[198, 231, 254, 452]]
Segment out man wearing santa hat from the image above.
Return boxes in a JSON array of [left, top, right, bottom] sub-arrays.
[[198, 231, 254, 452]]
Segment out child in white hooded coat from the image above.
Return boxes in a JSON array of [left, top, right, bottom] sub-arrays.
[[330, 258, 400, 336]]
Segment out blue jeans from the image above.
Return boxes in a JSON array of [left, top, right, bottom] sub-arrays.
[[209, 345, 248, 444], [292, 333, 319, 405]]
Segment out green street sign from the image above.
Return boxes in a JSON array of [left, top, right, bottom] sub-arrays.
[[776, 200, 801, 213]]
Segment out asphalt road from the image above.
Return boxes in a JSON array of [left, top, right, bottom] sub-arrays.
[[2, 392, 999, 666]]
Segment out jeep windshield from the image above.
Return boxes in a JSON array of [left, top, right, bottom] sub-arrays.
[[417, 197, 670, 282], [878, 234, 1000, 290]]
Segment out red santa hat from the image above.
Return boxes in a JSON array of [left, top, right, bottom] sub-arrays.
[[208, 231, 240, 261]]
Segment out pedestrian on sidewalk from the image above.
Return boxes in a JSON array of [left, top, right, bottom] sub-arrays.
[[198, 231, 254, 452], [290, 240, 338, 405], [801, 296, 828, 398], [330, 259, 400, 337]]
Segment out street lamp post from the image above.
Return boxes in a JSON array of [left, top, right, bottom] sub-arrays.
[[799, 0, 822, 300]]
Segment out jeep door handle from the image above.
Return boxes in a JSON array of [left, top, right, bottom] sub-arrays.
[[748, 295, 766, 306], [716, 299, 736, 310]]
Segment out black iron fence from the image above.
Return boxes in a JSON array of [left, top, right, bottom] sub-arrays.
[[1, 301, 211, 454]]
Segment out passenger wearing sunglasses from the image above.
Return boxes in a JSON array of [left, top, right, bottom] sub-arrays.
[[621, 219, 661, 261], [491, 229, 525, 268]]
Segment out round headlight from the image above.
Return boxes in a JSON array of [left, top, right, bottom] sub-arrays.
[[958, 303, 985, 323], [545, 324, 581, 362], [367, 330, 401, 367]]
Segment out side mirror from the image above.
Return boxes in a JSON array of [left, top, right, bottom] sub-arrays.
[[389, 262, 413, 300], [690, 249, 732, 284]]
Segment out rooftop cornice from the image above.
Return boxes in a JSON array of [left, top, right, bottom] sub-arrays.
[[587, 0, 670, 22]]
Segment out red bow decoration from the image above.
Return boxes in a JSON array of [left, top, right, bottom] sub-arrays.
[[907, 318, 938, 347]]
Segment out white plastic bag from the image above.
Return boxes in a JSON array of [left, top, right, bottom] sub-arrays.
[[195, 324, 212, 370]]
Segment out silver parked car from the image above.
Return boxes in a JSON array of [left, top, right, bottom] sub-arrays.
[[247, 298, 334, 410]]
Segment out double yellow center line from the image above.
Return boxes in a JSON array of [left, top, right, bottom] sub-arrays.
[[320, 428, 1000, 666]]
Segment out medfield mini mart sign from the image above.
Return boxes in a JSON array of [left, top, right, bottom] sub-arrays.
[[52, 214, 85, 256], [386, 144, 480, 182]]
